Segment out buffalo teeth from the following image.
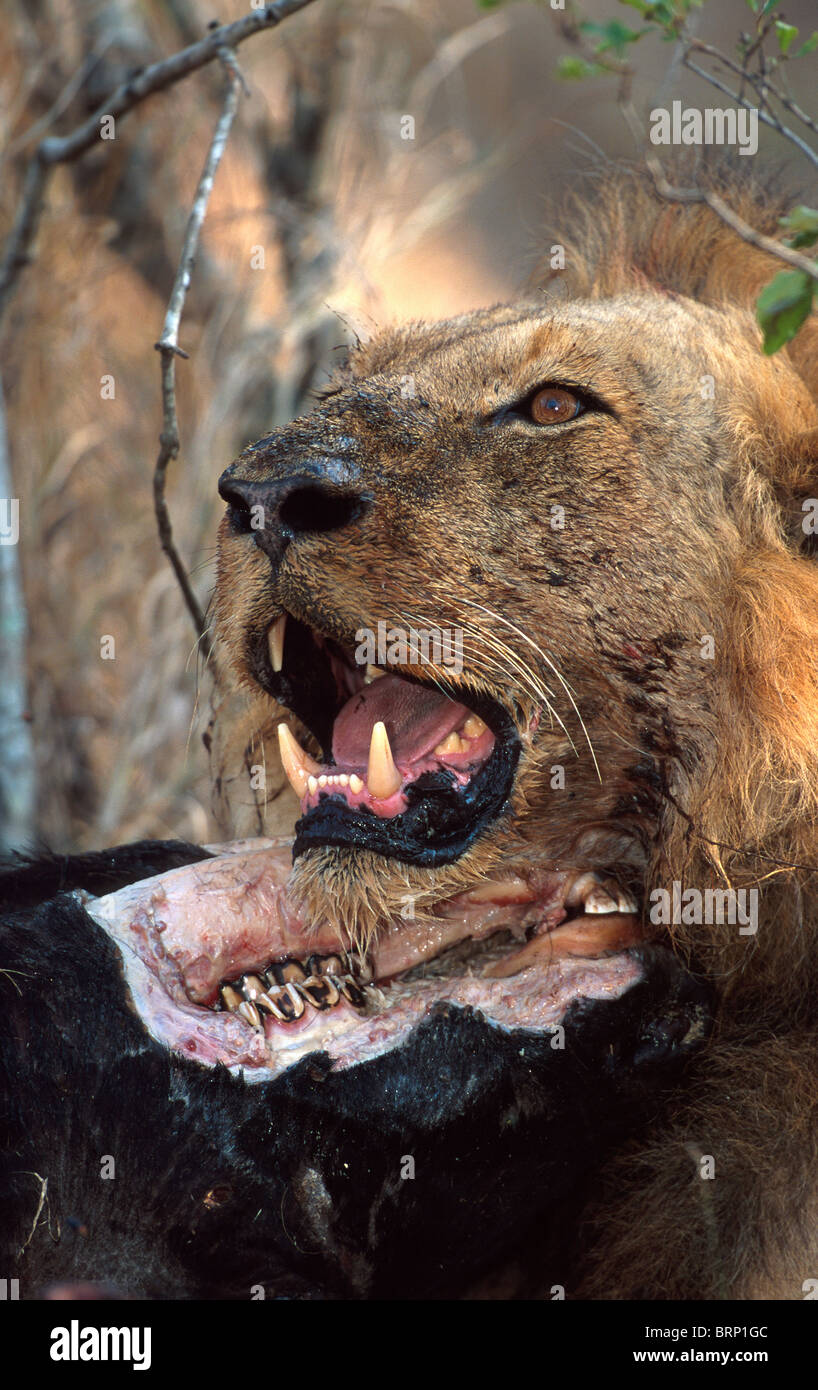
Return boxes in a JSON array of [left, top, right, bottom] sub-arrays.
[[267, 614, 287, 673], [237, 1000, 263, 1031], [310, 953, 345, 976], [258, 982, 304, 1021], [216, 952, 375, 1029], [220, 984, 244, 1012], [339, 976, 368, 1010], [241, 974, 269, 1000], [298, 975, 341, 1010], [367, 721, 402, 799], [277, 722, 321, 799], [269, 959, 308, 985]]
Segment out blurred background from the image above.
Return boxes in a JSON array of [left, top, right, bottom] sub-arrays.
[[1, 0, 815, 852]]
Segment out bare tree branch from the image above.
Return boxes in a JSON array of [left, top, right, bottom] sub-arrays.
[[556, 7, 818, 285], [621, 97, 818, 283], [682, 46, 818, 171], [0, 0, 318, 324], [0, 377, 36, 849], [153, 54, 246, 663], [686, 37, 818, 138], [0, 0, 320, 683]]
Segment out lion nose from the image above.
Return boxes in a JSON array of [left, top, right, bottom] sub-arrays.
[[218, 470, 370, 543]]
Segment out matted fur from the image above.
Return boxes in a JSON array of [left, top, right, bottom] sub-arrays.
[[211, 164, 818, 1297]]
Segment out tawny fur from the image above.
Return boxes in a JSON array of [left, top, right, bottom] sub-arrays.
[[211, 163, 818, 1297]]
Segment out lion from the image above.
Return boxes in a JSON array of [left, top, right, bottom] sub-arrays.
[[210, 162, 818, 1299], [2, 163, 817, 1300]]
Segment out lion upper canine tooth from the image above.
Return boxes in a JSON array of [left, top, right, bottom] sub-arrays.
[[367, 721, 402, 799], [364, 664, 386, 684], [277, 722, 321, 799], [584, 886, 637, 915], [267, 614, 287, 673]]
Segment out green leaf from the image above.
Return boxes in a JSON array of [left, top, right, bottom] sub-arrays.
[[780, 206, 818, 250], [557, 57, 607, 80], [579, 19, 644, 54], [756, 270, 815, 354], [775, 20, 798, 53], [794, 31, 818, 55]]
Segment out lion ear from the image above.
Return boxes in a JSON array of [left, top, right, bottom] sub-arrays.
[[777, 427, 818, 556]]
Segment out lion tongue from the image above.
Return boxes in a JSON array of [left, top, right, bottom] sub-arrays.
[[331, 674, 469, 767]]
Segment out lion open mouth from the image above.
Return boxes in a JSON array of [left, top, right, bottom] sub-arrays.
[[256, 612, 521, 865]]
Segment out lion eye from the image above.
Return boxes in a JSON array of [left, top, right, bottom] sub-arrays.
[[529, 385, 582, 425]]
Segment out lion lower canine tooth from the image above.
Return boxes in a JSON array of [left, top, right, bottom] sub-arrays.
[[277, 723, 321, 799], [267, 614, 286, 673], [367, 721, 402, 799]]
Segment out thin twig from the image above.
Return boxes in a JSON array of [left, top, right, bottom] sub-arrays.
[[683, 51, 818, 170], [618, 93, 818, 283], [556, 7, 818, 285], [0, 375, 36, 849], [0, 0, 318, 323], [153, 55, 245, 662]]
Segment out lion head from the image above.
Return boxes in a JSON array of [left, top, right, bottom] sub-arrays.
[[210, 165, 818, 1044]]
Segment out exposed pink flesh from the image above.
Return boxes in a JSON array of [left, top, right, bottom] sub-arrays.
[[82, 839, 650, 1081], [332, 674, 470, 766], [89, 841, 568, 1006], [112, 926, 644, 1081]]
